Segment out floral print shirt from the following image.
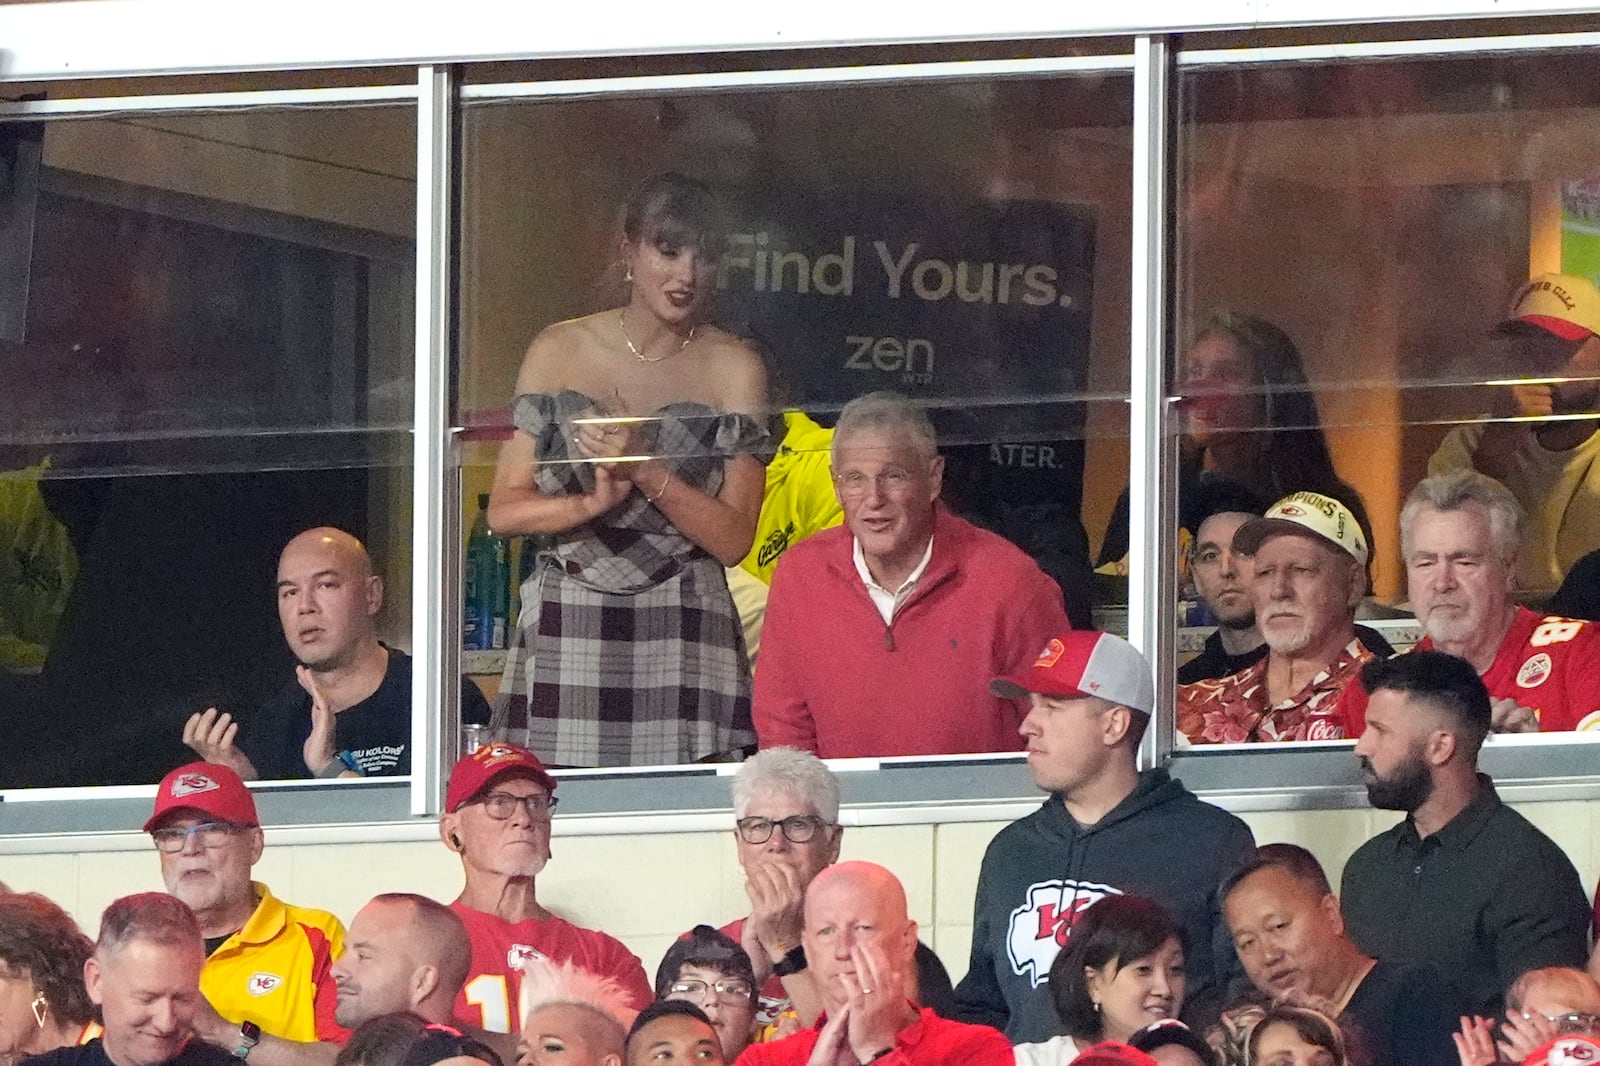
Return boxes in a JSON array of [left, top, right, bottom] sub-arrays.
[[1176, 638, 1377, 743]]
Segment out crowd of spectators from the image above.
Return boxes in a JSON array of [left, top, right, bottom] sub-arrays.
[[10, 637, 1600, 1066], [11, 181, 1600, 1066]]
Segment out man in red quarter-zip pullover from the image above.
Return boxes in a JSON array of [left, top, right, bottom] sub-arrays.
[[752, 391, 1070, 758]]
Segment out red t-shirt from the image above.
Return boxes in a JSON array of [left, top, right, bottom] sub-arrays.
[[450, 902, 653, 1033], [733, 1007, 1011, 1066], [1346, 608, 1600, 735]]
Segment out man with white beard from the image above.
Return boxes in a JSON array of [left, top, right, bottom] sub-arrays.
[[1371, 470, 1600, 734], [438, 742, 652, 1035], [1178, 490, 1383, 743]]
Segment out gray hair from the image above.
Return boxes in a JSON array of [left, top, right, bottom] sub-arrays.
[[1400, 470, 1524, 566], [831, 391, 938, 464], [732, 747, 841, 823], [97, 893, 202, 957]]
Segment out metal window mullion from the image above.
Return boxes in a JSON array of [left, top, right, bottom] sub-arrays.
[[1128, 35, 1176, 770], [411, 65, 456, 818]]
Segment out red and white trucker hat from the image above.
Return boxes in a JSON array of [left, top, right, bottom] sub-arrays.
[[144, 761, 260, 832], [989, 631, 1155, 715]]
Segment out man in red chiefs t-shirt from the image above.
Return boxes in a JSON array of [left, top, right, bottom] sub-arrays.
[[1376, 471, 1600, 735], [438, 743, 652, 1035]]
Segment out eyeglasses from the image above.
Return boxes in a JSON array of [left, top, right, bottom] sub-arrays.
[[735, 815, 831, 845], [667, 979, 754, 1003], [469, 791, 559, 820], [1525, 1011, 1600, 1035], [833, 469, 916, 500], [150, 821, 244, 853]]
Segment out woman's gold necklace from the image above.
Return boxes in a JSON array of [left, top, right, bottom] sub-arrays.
[[619, 309, 695, 364]]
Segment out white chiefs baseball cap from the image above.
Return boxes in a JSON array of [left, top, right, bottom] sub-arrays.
[[1233, 490, 1369, 567], [1497, 273, 1600, 341], [990, 631, 1155, 715]]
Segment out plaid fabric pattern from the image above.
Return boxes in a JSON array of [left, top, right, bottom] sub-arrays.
[[494, 390, 766, 766]]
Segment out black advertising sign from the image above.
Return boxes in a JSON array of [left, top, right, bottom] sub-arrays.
[[712, 190, 1097, 434]]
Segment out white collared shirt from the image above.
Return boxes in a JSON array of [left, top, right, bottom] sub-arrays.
[[853, 535, 934, 624]]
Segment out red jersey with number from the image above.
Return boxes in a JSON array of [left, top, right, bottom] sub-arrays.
[[450, 903, 653, 1033], [1424, 606, 1600, 732]]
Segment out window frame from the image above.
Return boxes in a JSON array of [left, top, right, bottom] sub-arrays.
[[4, 24, 1600, 850]]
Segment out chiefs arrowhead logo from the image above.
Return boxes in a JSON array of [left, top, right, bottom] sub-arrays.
[[172, 773, 219, 798], [507, 943, 546, 969], [1546, 1038, 1599, 1065], [1277, 505, 1305, 517], [1006, 880, 1120, 987], [247, 973, 283, 996], [1033, 639, 1066, 669]]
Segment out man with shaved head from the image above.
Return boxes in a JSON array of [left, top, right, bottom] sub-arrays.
[[182, 526, 489, 779], [332, 894, 473, 1028], [735, 861, 1010, 1065]]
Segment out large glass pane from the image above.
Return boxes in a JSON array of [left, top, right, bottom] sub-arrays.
[[0, 103, 417, 787], [1172, 47, 1600, 747], [458, 71, 1134, 769]]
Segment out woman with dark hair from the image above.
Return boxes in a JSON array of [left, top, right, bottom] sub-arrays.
[[489, 172, 769, 768], [1098, 311, 1372, 579], [1246, 1004, 1349, 1066], [1013, 896, 1188, 1066], [0, 893, 98, 1066], [654, 926, 757, 1060]]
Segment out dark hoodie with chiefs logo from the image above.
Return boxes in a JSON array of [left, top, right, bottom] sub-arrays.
[[950, 767, 1255, 1042]]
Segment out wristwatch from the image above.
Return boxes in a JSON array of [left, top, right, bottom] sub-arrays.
[[232, 1021, 261, 1060], [771, 943, 807, 977], [859, 1049, 893, 1065]]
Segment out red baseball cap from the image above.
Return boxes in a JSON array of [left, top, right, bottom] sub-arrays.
[[445, 742, 558, 813], [1523, 1036, 1600, 1066], [1070, 1041, 1159, 1066], [144, 762, 259, 832], [990, 631, 1155, 715]]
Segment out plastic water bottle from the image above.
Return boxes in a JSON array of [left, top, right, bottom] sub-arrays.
[[464, 494, 509, 649]]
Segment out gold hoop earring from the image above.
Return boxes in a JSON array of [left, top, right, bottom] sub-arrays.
[[31, 990, 48, 1027]]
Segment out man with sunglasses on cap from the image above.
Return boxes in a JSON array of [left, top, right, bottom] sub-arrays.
[[950, 631, 1254, 1043], [1431, 272, 1600, 598], [438, 742, 652, 1036], [143, 762, 346, 1066], [1177, 490, 1386, 744]]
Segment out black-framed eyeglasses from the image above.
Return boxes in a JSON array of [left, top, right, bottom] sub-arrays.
[[736, 815, 831, 844], [667, 978, 755, 1003], [470, 791, 559, 820], [150, 821, 244, 853]]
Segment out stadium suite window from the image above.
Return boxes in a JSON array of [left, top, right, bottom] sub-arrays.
[[453, 73, 1134, 772], [0, 103, 418, 793]]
